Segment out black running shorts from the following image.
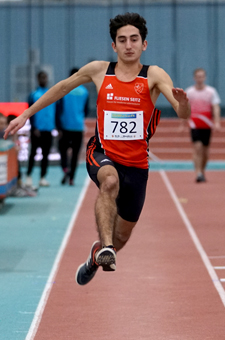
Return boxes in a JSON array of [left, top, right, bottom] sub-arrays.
[[191, 128, 211, 146], [86, 136, 149, 222]]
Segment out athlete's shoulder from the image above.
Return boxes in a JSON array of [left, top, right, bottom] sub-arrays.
[[148, 65, 163, 75], [185, 85, 194, 93], [147, 65, 173, 88], [148, 65, 171, 80], [205, 85, 217, 93], [205, 85, 221, 103], [69, 61, 110, 88], [32, 87, 46, 98], [29, 90, 36, 97], [80, 61, 109, 76]]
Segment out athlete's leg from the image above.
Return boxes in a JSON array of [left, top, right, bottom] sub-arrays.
[[58, 130, 69, 171], [202, 145, 210, 175], [191, 129, 211, 181], [70, 131, 83, 181], [113, 215, 136, 251], [112, 164, 148, 250], [193, 141, 204, 175], [201, 130, 211, 176], [40, 131, 52, 178], [193, 141, 210, 177], [95, 164, 119, 247], [27, 131, 39, 176], [76, 140, 119, 285], [76, 140, 148, 285]]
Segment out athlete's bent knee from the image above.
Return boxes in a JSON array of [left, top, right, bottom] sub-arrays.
[[100, 174, 119, 196]]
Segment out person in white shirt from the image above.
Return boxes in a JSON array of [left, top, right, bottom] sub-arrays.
[[185, 68, 221, 182]]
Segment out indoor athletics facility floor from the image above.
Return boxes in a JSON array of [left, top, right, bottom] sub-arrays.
[[0, 118, 225, 340]]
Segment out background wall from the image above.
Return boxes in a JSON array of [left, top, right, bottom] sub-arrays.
[[0, 0, 225, 117]]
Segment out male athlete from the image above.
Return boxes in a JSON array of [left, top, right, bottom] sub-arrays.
[[4, 13, 190, 286], [185, 68, 221, 182]]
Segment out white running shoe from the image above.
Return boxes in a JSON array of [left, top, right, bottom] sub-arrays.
[[39, 177, 50, 187]]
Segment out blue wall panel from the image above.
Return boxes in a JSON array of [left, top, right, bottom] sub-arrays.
[[0, 3, 225, 113]]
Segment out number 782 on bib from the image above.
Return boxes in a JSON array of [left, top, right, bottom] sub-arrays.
[[103, 110, 144, 140]]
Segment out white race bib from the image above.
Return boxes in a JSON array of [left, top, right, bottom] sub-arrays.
[[104, 110, 143, 140]]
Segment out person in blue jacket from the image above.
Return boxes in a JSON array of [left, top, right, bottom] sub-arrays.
[[26, 71, 56, 187], [56, 68, 89, 185]]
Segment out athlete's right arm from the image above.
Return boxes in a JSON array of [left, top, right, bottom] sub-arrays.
[[4, 61, 107, 139]]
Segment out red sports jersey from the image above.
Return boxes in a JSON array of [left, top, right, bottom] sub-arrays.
[[96, 62, 161, 169]]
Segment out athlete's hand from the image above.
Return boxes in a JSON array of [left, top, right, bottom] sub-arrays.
[[4, 114, 27, 140], [214, 121, 221, 131], [172, 88, 189, 106], [172, 88, 190, 119]]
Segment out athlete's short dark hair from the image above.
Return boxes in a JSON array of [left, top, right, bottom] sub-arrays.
[[7, 114, 17, 124], [70, 68, 79, 76], [37, 71, 47, 79], [193, 68, 206, 76], [109, 12, 148, 43]]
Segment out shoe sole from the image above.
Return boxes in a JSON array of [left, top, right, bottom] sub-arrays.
[[96, 248, 116, 272]]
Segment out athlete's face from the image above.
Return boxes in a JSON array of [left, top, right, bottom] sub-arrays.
[[194, 70, 206, 87], [112, 25, 147, 63], [38, 73, 48, 88]]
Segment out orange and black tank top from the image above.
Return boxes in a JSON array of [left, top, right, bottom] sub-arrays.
[[96, 62, 161, 169]]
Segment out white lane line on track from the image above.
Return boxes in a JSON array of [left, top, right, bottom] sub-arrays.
[[148, 150, 162, 162], [25, 175, 91, 340], [160, 170, 225, 308], [214, 267, 225, 270]]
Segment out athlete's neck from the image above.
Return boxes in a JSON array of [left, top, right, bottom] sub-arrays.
[[195, 84, 205, 90], [115, 60, 142, 82]]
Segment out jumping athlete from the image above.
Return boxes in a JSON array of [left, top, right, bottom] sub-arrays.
[[4, 13, 190, 285]]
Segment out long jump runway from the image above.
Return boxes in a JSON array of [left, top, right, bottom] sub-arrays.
[[28, 169, 225, 340]]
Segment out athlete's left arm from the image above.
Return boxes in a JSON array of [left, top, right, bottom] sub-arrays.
[[212, 104, 221, 130], [150, 66, 191, 119]]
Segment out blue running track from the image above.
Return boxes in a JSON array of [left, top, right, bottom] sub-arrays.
[[0, 163, 88, 340]]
